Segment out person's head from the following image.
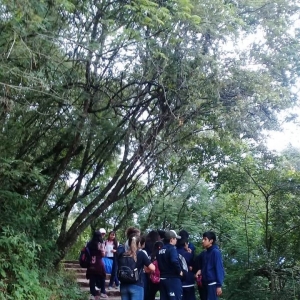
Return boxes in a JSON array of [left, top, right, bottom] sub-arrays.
[[164, 230, 181, 245], [157, 230, 166, 241], [92, 231, 103, 243], [179, 229, 189, 240], [140, 235, 146, 249], [108, 231, 118, 248], [99, 228, 106, 238], [127, 234, 142, 261], [108, 231, 116, 240], [151, 240, 164, 260], [144, 230, 160, 255], [126, 227, 140, 239], [176, 237, 188, 248], [202, 231, 216, 249]]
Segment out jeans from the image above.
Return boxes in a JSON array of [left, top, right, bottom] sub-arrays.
[[108, 256, 119, 287], [89, 274, 106, 296], [160, 278, 182, 300], [120, 284, 144, 300]]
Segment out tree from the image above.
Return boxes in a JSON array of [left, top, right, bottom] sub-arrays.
[[1, 0, 299, 264]]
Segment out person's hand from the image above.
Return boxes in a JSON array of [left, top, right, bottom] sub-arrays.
[[216, 287, 222, 296], [180, 271, 183, 276], [195, 270, 201, 278]]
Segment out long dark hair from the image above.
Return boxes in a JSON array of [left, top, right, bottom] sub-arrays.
[[145, 230, 160, 256], [89, 231, 104, 250], [107, 231, 118, 249], [150, 241, 163, 261]]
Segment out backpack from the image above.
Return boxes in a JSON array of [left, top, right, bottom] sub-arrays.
[[178, 253, 188, 281], [149, 260, 160, 284], [117, 254, 139, 284], [79, 246, 91, 268]]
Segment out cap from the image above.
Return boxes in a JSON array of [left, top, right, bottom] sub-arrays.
[[99, 228, 106, 234], [165, 230, 181, 240]]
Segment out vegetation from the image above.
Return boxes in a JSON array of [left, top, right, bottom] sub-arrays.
[[1, 0, 300, 298]]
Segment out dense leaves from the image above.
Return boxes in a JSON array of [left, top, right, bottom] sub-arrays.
[[1, 0, 300, 298]]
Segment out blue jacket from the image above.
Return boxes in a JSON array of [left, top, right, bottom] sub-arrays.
[[177, 247, 195, 287], [202, 245, 224, 287], [157, 244, 181, 278]]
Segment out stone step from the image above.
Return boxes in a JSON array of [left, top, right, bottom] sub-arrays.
[[77, 279, 120, 295], [63, 261, 121, 299]]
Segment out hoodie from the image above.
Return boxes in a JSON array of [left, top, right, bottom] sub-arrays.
[[201, 244, 224, 287]]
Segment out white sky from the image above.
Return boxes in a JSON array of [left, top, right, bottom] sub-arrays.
[[266, 105, 300, 152]]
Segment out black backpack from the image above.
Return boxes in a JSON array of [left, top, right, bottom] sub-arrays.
[[79, 246, 91, 268], [117, 254, 139, 284]]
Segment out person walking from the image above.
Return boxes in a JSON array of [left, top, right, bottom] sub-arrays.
[[198, 231, 225, 300], [157, 230, 183, 300]]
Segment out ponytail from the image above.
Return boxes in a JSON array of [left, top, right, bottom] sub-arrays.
[[126, 234, 140, 262]]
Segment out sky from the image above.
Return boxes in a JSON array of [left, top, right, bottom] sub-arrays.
[[266, 108, 300, 152]]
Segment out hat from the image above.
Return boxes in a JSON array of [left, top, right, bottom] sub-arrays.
[[99, 228, 106, 234], [165, 230, 181, 240]]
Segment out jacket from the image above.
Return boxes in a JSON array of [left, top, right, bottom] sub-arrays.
[[177, 246, 195, 287], [157, 243, 181, 278], [201, 245, 224, 287]]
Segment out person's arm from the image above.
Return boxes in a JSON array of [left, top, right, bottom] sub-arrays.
[[213, 250, 225, 287], [141, 250, 155, 272], [194, 251, 204, 276], [169, 248, 182, 275]]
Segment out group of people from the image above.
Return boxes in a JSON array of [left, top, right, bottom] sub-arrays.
[[85, 227, 225, 300]]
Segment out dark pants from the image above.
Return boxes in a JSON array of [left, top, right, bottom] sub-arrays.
[[89, 274, 106, 296], [108, 256, 119, 287], [141, 272, 148, 300], [182, 286, 196, 300], [159, 278, 182, 300], [198, 285, 207, 300], [207, 284, 218, 300], [147, 280, 160, 300]]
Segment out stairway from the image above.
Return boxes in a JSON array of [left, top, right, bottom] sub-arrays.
[[63, 260, 121, 300]]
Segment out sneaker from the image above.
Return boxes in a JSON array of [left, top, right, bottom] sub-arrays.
[[107, 286, 113, 290], [100, 294, 108, 298], [115, 286, 120, 290]]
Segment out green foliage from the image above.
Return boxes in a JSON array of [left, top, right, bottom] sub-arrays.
[[0, 228, 84, 300], [1, 0, 300, 298]]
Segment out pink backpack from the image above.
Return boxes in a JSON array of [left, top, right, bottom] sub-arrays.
[[150, 260, 160, 284]]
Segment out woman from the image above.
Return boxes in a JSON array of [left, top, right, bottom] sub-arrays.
[[120, 234, 155, 300], [106, 231, 120, 290], [148, 241, 163, 300], [86, 231, 108, 299]]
